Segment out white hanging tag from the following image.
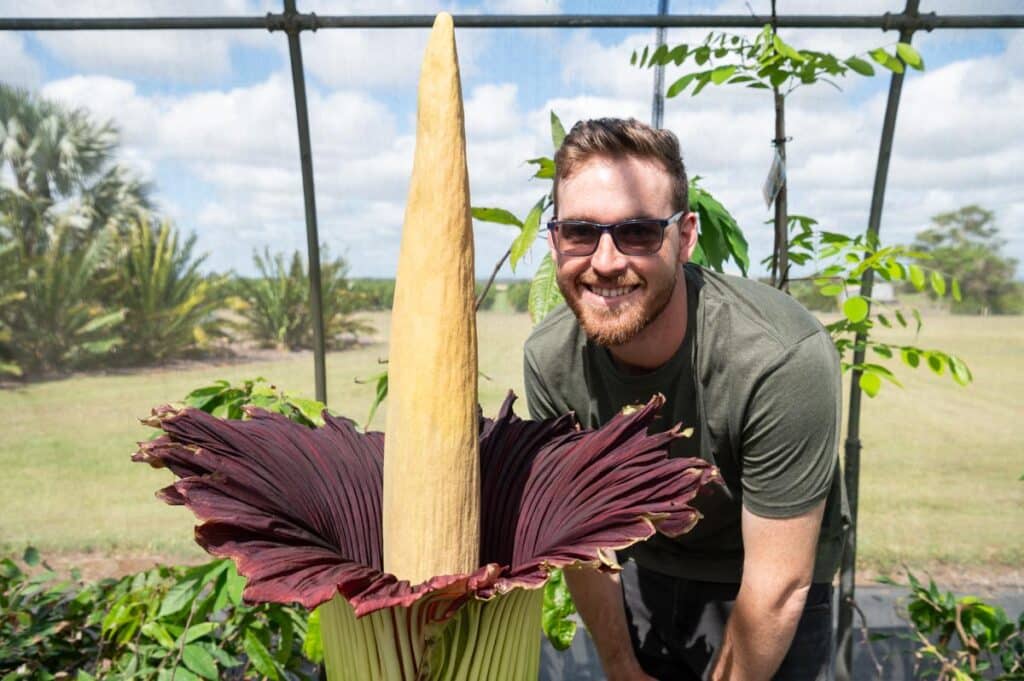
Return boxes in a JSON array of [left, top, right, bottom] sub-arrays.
[[762, 148, 786, 208]]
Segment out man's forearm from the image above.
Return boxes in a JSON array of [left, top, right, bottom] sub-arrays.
[[564, 566, 648, 681], [711, 581, 810, 681]]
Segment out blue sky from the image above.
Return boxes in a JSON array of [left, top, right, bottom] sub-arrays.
[[1, 0, 1022, 279]]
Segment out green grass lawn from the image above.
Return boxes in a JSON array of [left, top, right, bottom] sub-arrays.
[[1, 310, 1021, 576]]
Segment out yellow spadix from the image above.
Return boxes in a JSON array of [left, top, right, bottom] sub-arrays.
[[382, 12, 480, 584]]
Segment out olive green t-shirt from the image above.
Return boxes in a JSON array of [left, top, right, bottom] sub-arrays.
[[523, 264, 848, 583]]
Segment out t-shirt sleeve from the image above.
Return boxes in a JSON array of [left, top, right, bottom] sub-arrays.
[[523, 345, 560, 421], [740, 330, 841, 519]]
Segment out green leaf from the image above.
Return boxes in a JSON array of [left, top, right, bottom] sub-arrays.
[[471, 207, 523, 228], [158, 577, 199, 618], [844, 56, 875, 76], [930, 270, 946, 296], [926, 352, 945, 375], [901, 348, 920, 368], [820, 283, 845, 297], [690, 183, 749, 275], [182, 644, 218, 680], [869, 47, 904, 74], [510, 196, 547, 273], [550, 111, 567, 150], [710, 65, 737, 84], [908, 264, 926, 291], [667, 72, 698, 98], [181, 621, 218, 645], [951, 278, 962, 302], [225, 566, 246, 606], [76, 308, 126, 336], [142, 621, 177, 649], [949, 355, 972, 386], [896, 42, 924, 70], [243, 630, 281, 680], [303, 608, 325, 664], [528, 253, 565, 325], [542, 569, 578, 651], [526, 156, 555, 179], [843, 296, 870, 323], [859, 371, 882, 398], [287, 396, 326, 427], [365, 370, 388, 430], [22, 546, 40, 566]]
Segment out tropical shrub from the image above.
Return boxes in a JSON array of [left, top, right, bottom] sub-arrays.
[[234, 248, 373, 351], [348, 278, 396, 310], [110, 216, 228, 363], [1, 223, 124, 375]]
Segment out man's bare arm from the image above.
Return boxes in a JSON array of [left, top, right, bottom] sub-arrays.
[[711, 501, 826, 681], [564, 566, 655, 681]]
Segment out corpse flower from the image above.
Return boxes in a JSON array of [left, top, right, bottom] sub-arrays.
[[134, 13, 720, 681]]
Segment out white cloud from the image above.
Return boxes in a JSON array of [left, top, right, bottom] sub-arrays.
[[0, 33, 43, 88], [1, 0, 276, 84]]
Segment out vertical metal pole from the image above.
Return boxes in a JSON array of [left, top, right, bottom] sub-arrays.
[[282, 0, 327, 404], [835, 2, 918, 679], [651, 0, 669, 128]]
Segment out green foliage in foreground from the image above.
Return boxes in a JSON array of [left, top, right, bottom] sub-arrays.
[[0, 547, 319, 680], [879, 571, 1024, 680]]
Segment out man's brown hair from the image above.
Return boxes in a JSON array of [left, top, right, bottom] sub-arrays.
[[553, 117, 688, 216]]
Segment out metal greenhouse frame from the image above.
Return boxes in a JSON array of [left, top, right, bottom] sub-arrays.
[[3, 4, 1021, 679]]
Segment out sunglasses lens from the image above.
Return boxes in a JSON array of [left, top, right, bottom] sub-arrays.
[[556, 222, 601, 255], [613, 221, 664, 254]]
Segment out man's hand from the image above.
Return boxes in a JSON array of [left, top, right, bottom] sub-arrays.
[[563, 566, 656, 681], [711, 501, 826, 681]]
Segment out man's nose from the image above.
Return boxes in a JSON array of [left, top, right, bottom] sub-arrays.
[[589, 232, 628, 276]]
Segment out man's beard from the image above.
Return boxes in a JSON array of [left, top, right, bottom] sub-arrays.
[[559, 267, 677, 347]]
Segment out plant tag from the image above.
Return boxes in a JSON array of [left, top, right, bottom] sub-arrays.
[[762, 148, 785, 208]]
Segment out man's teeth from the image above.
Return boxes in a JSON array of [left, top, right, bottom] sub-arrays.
[[591, 286, 636, 298]]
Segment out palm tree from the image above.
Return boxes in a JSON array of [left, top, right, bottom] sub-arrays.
[[0, 83, 150, 258]]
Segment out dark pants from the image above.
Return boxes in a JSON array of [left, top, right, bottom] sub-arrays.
[[621, 561, 833, 681]]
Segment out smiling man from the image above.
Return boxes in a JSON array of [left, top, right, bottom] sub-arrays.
[[524, 118, 847, 681]]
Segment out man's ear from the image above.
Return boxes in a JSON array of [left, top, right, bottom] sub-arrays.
[[678, 211, 699, 264]]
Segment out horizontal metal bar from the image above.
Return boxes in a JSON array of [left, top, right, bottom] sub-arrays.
[[2, 13, 1023, 32]]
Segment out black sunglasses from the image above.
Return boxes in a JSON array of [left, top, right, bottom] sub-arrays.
[[546, 210, 685, 257]]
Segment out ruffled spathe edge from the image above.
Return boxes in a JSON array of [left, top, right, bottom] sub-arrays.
[[134, 392, 720, 622]]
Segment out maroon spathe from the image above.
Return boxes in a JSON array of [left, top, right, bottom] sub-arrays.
[[134, 393, 720, 623]]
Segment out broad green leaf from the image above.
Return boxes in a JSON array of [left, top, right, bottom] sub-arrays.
[[896, 42, 924, 70], [243, 630, 281, 680], [843, 296, 869, 323], [908, 264, 926, 290], [869, 47, 904, 73], [510, 196, 547, 272], [929, 270, 946, 297], [844, 56, 875, 76], [471, 207, 522, 227], [157, 577, 199, 618], [667, 72, 698, 98], [710, 65, 737, 84], [542, 569, 578, 651], [820, 283, 845, 297], [690, 183, 749, 274], [900, 348, 920, 368], [949, 356, 972, 386], [225, 565, 246, 606], [550, 111, 567, 150], [951, 278, 962, 302], [287, 396, 326, 427], [528, 253, 565, 325], [181, 621, 218, 644], [142, 621, 176, 649], [895, 310, 908, 327], [365, 370, 388, 430], [304, 608, 325, 663], [859, 371, 881, 398], [926, 352, 945, 375], [182, 644, 218, 680]]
